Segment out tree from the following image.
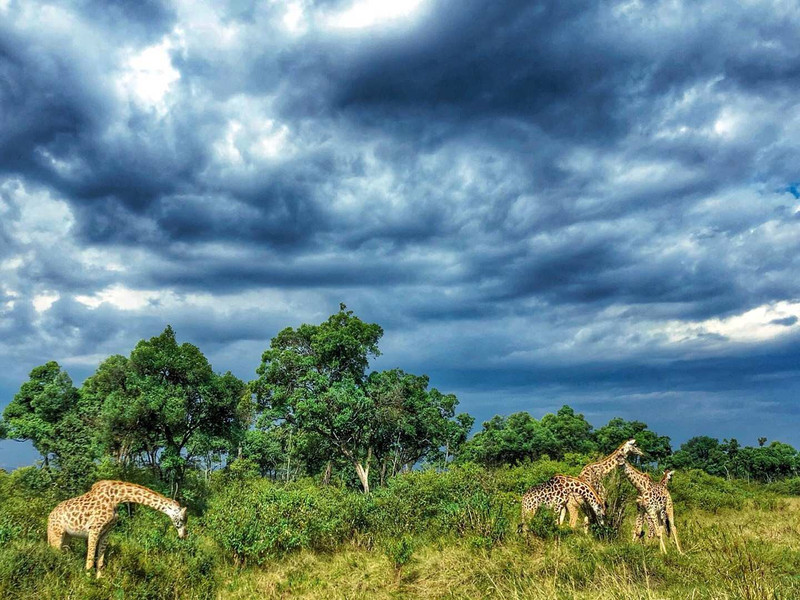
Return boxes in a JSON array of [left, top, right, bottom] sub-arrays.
[[88, 326, 247, 491], [540, 405, 596, 456], [594, 417, 672, 464], [252, 305, 384, 493], [367, 369, 472, 483], [459, 412, 560, 466], [3, 362, 100, 492], [3, 362, 81, 466], [667, 436, 728, 477]]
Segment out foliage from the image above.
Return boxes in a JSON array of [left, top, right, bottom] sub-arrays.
[[593, 417, 672, 464], [524, 506, 560, 540], [2, 362, 99, 490], [668, 436, 799, 482], [459, 412, 560, 466], [204, 477, 374, 564], [252, 305, 469, 493], [382, 535, 415, 572], [84, 326, 247, 489]]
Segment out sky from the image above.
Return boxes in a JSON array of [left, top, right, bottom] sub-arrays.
[[1, 0, 800, 469]]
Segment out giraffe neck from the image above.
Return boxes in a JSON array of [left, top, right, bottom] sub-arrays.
[[589, 445, 626, 477], [104, 482, 180, 517], [621, 461, 652, 493]]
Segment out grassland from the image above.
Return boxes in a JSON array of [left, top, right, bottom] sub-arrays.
[[1, 465, 798, 599]]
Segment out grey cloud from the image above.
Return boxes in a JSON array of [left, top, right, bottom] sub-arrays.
[[1, 0, 800, 457]]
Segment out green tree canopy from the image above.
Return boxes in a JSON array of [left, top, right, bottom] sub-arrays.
[[593, 417, 672, 463], [3, 362, 80, 464], [540, 405, 595, 456], [253, 305, 384, 492], [459, 412, 560, 466], [85, 326, 247, 490], [367, 369, 473, 483]]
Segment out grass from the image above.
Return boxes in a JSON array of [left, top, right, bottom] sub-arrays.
[[217, 498, 800, 599], [1, 466, 798, 599]]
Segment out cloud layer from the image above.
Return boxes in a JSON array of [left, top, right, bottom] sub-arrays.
[[1, 0, 800, 465]]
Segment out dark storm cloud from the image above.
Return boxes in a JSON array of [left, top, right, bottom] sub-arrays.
[[1, 0, 800, 461]]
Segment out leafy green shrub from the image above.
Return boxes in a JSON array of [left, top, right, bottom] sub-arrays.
[[493, 459, 580, 494], [439, 489, 515, 549], [0, 541, 79, 599], [371, 464, 492, 536], [765, 477, 800, 497], [109, 533, 218, 600], [524, 506, 560, 540], [205, 478, 373, 564], [670, 469, 777, 513], [383, 535, 415, 572]]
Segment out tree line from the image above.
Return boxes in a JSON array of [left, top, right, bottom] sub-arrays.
[[1, 304, 798, 494]]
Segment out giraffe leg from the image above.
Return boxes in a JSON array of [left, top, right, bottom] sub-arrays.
[[564, 496, 578, 527], [47, 523, 67, 550], [647, 506, 666, 553], [632, 509, 645, 542], [95, 532, 111, 578], [644, 511, 658, 540], [666, 502, 682, 554], [85, 530, 100, 572]]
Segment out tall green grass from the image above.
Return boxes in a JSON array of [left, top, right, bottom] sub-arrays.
[[0, 463, 797, 599]]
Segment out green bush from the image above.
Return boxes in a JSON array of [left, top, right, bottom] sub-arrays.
[[765, 477, 800, 497], [383, 535, 415, 571], [204, 478, 373, 564], [524, 506, 560, 540], [669, 469, 777, 513]]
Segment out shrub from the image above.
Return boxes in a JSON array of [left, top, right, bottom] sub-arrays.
[[525, 506, 561, 540], [383, 535, 415, 572], [204, 478, 373, 564], [669, 470, 778, 513]]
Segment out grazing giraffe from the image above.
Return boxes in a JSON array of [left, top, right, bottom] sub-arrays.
[[47, 480, 188, 577], [521, 475, 605, 531], [618, 458, 682, 554], [565, 439, 644, 528]]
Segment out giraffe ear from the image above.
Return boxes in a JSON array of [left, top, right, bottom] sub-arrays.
[[180, 507, 187, 518]]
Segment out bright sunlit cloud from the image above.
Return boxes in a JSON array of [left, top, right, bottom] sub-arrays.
[[32, 292, 60, 313], [327, 0, 426, 29], [75, 285, 171, 311], [665, 301, 800, 345], [116, 37, 180, 114]]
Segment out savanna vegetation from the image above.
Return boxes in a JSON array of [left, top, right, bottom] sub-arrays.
[[1, 305, 799, 598]]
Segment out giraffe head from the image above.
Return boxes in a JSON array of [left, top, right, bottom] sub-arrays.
[[620, 438, 644, 457], [168, 505, 188, 539], [660, 469, 674, 485]]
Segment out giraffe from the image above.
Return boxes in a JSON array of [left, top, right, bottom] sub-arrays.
[[564, 438, 644, 529], [520, 475, 605, 532], [47, 480, 188, 577], [618, 457, 682, 554]]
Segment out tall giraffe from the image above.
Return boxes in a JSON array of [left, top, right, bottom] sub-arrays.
[[565, 439, 643, 528], [618, 457, 682, 553], [47, 480, 188, 577], [521, 475, 605, 531]]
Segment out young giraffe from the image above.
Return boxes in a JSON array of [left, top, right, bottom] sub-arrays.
[[47, 480, 188, 577], [617, 457, 682, 554], [521, 475, 605, 531], [564, 439, 644, 528]]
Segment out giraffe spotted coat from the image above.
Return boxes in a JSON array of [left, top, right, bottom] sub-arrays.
[[521, 475, 605, 529], [47, 480, 188, 577]]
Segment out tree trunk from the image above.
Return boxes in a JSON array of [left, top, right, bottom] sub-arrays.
[[322, 461, 332, 485], [380, 460, 387, 487], [354, 447, 372, 494], [354, 462, 370, 494]]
